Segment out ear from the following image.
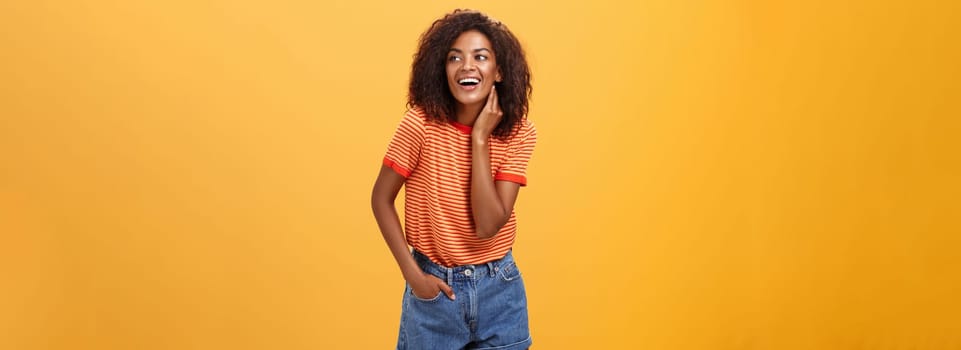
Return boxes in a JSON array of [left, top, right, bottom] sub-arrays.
[[495, 70, 502, 83]]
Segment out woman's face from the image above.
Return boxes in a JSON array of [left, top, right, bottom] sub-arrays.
[[446, 30, 501, 110]]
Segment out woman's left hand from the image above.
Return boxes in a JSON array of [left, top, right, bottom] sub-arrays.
[[472, 85, 503, 140]]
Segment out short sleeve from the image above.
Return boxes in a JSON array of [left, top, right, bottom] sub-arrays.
[[494, 120, 537, 186], [383, 109, 426, 178]]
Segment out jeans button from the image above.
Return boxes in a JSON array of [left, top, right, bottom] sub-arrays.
[[464, 269, 472, 276]]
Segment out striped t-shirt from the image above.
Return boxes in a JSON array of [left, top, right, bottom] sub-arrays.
[[383, 107, 537, 267]]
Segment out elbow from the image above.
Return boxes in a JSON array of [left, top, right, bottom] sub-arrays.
[[472, 202, 512, 239], [474, 216, 509, 240], [475, 227, 498, 240]]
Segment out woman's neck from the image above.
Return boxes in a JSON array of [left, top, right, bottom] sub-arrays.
[[455, 103, 483, 126]]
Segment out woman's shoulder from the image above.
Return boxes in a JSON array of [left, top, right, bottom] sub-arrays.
[[406, 105, 450, 125], [511, 117, 536, 140], [519, 118, 535, 131], [396, 106, 432, 130], [404, 106, 428, 121]]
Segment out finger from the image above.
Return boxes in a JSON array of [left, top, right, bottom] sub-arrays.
[[490, 85, 499, 114], [485, 85, 496, 111], [439, 281, 456, 300]]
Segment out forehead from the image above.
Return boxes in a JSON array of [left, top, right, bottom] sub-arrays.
[[450, 30, 492, 50]]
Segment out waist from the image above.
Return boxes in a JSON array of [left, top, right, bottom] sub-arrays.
[[413, 249, 514, 282]]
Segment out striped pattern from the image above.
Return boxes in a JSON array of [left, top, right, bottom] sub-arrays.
[[383, 107, 537, 267]]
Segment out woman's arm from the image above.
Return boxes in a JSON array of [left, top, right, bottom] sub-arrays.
[[471, 86, 521, 239], [371, 165, 455, 300]]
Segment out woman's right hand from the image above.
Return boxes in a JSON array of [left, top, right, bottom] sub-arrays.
[[411, 273, 455, 300]]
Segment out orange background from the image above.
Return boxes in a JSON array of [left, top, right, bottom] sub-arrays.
[[2, 0, 959, 349]]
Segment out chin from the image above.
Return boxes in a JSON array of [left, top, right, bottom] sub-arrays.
[[452, 90, 488, 107], [454, 96, 482, 106]]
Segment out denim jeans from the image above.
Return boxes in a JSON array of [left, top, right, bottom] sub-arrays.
[[397, 250, 532, 350]]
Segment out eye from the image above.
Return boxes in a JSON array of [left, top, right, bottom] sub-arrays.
[[448, 55, 462, 62], [476, 55, 488, 61]]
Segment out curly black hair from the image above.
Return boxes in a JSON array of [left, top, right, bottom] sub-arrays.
[[408, 9, 532, 139]]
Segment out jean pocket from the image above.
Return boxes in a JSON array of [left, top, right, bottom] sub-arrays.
[[409, 288, 444, 302], [498, 261, 522, 282]]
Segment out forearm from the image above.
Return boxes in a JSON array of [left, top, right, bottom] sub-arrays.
[[371, 167, 423, 283], [372, 165, 455, 299], [471, 139, 510, 239], [372, 202, 422, 282]]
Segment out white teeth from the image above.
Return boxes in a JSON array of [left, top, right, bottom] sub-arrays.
[[458, 78, 480, 84]]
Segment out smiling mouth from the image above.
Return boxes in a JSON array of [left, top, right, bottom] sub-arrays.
[[458, 78, 481, 86]]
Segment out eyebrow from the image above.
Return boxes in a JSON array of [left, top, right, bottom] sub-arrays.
[[448, 48, 492, 54]]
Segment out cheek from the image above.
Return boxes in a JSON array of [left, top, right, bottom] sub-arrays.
[[486, 64, 500, 80], [445, 62, 459, 78]]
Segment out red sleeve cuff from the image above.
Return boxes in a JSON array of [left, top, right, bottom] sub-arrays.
[[383, 157, 412, 178], [494, 172, 527, 186]]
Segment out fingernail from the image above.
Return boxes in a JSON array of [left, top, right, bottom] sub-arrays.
[[451, 294, 457, 300]]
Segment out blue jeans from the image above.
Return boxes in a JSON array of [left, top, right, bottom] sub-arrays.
[[397, 250, 532, 350]]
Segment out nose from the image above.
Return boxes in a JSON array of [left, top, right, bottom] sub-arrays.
[[460, 57, 477, 72]]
